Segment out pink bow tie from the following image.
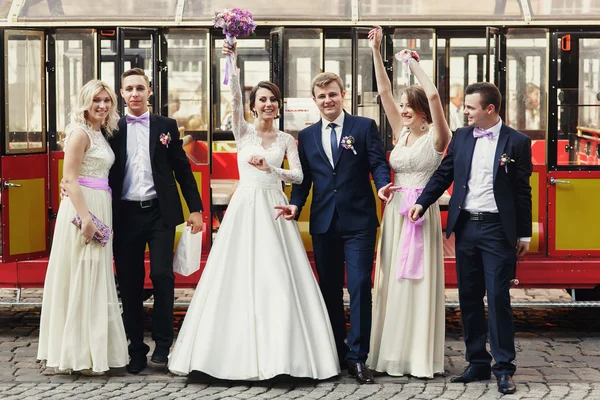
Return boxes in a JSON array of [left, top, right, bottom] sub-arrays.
[[473, 127, 494, 139], [126, 113, 149, 126]]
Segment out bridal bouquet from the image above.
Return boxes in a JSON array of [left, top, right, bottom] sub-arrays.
[[395, 49, 420, 84], [214, 8, 257, 84]]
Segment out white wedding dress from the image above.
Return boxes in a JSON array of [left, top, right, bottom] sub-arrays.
[[168, 69, 339, 380]]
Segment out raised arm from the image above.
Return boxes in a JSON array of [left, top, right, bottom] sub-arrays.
[[408, 59, 451, 152], [268, 134, 303, 184], [368, 26, 404, 139], [223, 42, 249, 141]]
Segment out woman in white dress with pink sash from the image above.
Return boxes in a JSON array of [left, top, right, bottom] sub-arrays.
[[367, 26, 452, 378], [38, 80, 128, 375]]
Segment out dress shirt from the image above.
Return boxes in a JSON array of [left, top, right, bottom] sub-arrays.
[[463, 119, 530, 242], [321, 112, 345, 167], [122, 111, 157, 201]]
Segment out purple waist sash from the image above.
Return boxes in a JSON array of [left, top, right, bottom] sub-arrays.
[[396, 187, 424, 280], [78, 177, 112, 195]]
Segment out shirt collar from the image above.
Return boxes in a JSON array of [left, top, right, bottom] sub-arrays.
[[479, 118, 502, 138], [322, 111, 345, 129]]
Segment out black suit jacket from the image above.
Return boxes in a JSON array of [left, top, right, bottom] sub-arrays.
[[108, 114, 203, 228], [290, 112, 390, 235], [416, 124, 532, 245]]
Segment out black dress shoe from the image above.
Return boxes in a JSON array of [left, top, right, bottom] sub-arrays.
[[450, 365, 491, 383], [126, 356, 147, 374], [497, 374, 516, 394], [150, 348, 169, 364], [347, 362, 375, 384]]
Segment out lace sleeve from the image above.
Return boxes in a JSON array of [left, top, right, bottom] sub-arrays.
[[269, 134, 304, 184], [230, 68, 250, 142]]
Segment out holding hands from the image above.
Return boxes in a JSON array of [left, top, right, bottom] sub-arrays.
[[408, 204, 424, 223]]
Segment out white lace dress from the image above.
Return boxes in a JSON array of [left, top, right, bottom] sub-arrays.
[[38, 125, 128, 373], [368, 128, 446, 378], [168, 69, 339, 380]]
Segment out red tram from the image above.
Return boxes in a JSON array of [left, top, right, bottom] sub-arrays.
[[2, 1, 600, 299]]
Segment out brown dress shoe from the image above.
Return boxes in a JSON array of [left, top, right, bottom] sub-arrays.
[[348, 362, 375, 384]]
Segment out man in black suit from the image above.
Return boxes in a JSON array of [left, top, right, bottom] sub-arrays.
[[409, 82, 532, 395], [109, 68, 203, 374], [276, 72, 393, 384]]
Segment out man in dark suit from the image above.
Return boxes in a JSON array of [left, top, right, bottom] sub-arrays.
[[409, 82, 532, 395], [276, 72, 393, 384], [109, 68, 203, 374]]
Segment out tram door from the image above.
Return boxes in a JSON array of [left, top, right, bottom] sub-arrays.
[[548, 32, 600, 258], [0, 30, 49, 263], [115, 28, 162, 115]]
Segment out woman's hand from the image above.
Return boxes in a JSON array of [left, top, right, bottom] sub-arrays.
[[222, 40, 237, 61], [368, 25, 383, 50], [248, 155, 270, 172], [81, 216, 102, 245]]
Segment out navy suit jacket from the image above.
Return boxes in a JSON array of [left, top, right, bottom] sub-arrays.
[[290, 112, 390, 235], [416, 124, 532, 245], [109, 114, 203, 229]]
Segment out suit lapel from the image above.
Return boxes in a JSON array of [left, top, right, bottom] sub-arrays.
[[311, 120, 331, 167], [334, 112, 353, 168], [493, 124, 510, 182], [117, 118, 128, 177], [149, 114, 159, 160], [463, 126, 477, 178]]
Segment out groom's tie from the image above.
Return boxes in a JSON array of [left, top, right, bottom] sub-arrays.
[[329, 122, 339, 162]]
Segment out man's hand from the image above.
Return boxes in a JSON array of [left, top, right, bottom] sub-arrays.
[[274, 205, 298, 221], [377, 182, 402, 204], [408, 204, 424, 223], [187, 211, 203, 234], [60, 178, 68, 199], [516, 240, 530, 257]]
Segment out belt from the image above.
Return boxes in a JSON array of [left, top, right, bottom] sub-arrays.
[[462, 211, 500, 222], [123, 198, 157, 209]]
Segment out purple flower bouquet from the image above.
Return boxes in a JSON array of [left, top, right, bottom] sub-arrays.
[[214, 8, 257, 84]]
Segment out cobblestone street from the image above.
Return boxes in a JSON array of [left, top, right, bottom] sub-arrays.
[[1, 289, 600, 399]]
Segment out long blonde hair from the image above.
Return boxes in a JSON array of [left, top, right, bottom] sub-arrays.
[[68, 80, 119, 136]]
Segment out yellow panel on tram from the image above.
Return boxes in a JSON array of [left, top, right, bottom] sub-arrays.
[[9, 178, 46, 255]]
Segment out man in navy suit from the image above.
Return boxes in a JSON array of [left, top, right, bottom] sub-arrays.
[[409, 82, 532, 395], [276, 72, 392, 384]]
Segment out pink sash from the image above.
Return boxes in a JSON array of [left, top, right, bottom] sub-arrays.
[[396, 187, 425, 280], [78, 177, 112, 196]]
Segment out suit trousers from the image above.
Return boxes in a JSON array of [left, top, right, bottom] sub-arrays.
[[312, 211, 376, 364], [114, 201, 176, 358], [454, 213, 517, 376]]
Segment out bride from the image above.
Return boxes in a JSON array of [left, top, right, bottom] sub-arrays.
[[167, 41, 340, 380]]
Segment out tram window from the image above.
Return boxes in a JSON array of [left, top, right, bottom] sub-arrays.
[[53, 30, 95, 151], [505, 29, 547, 147], [165, 29, 209, 164], [213, 37, 270, 152], [5, 32, 45, 154]]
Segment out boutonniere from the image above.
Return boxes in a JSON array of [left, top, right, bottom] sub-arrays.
[[499, 153, 515, 173], [341, 135, 357, 155], [160, 133, 171, 148]]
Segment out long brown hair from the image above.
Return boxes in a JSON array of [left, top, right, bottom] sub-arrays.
[[402, 86, 432, 124]]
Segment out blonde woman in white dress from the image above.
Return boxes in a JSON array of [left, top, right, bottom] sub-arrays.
[[367, 26, 452, 378], [38, 80, 128, 375]]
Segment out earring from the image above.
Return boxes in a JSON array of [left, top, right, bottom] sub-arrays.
[[251, 109, 258, 118], [420, 121, 427, 132]]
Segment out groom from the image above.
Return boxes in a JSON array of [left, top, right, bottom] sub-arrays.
[[409, 82, 532, 395], [109, 68, 203, 374], [276, 72, 393, 384]]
